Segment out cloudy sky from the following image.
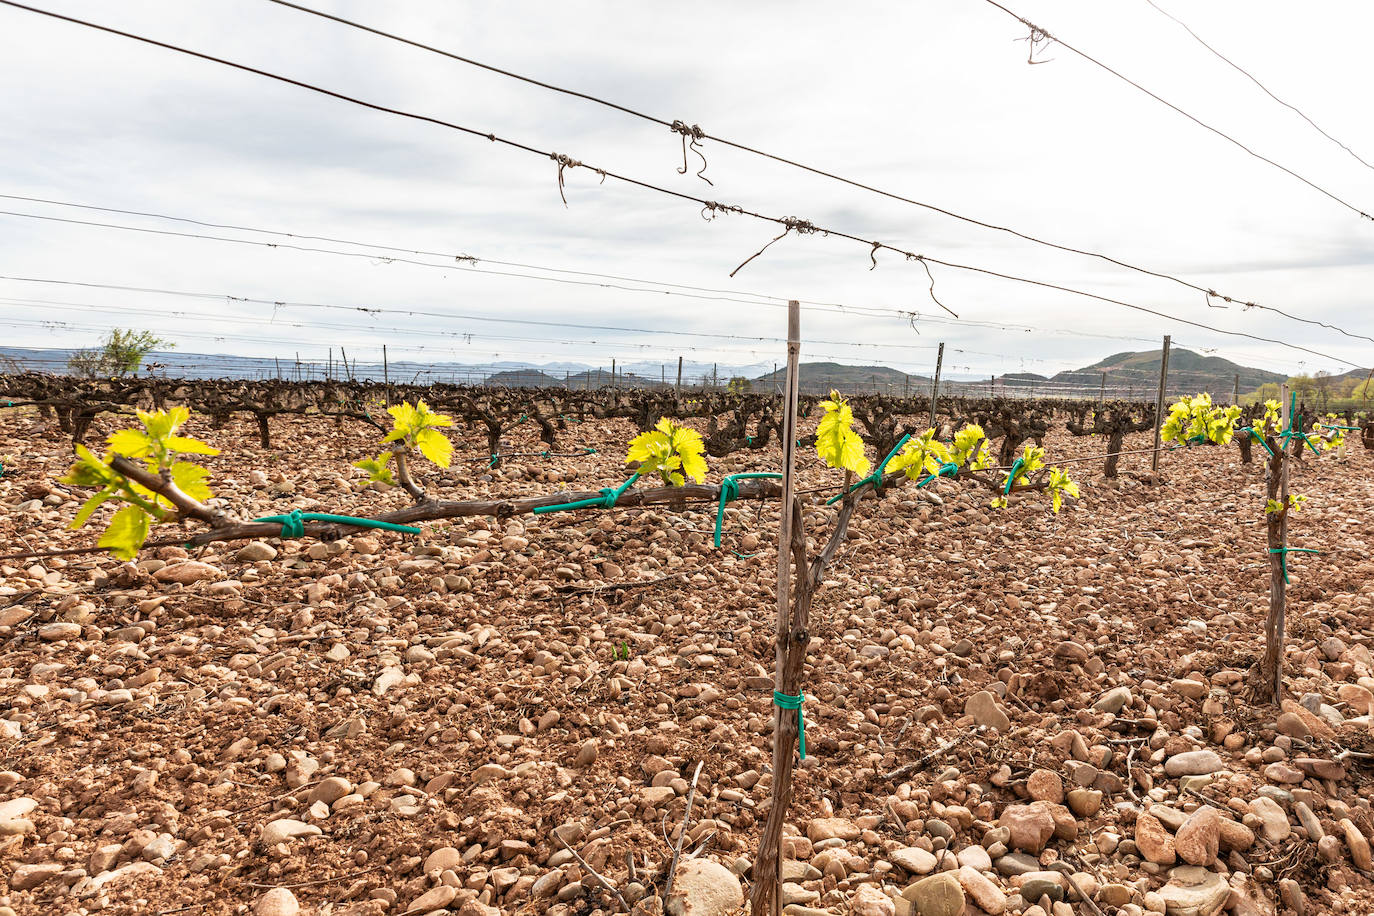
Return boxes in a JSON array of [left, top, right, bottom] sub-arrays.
[[1, 0, 1370, 387]]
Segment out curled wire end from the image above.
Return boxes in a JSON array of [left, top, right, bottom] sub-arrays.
[[914, 256, 958, 318], [729, 227, 791, 278], [670, 120, 712, 186], [1015, 17, 1056, 64], [549, 152, 582, 207], [869, 241, 881, 271]]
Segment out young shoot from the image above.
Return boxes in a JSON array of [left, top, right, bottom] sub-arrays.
[[61, 407, 219, 560], [626, 418, 708, 486]]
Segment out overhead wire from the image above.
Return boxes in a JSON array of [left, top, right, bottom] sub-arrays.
[[0, 2, 1366, 369], [0, 194, 1172, 348], [1141, 0, 1374, 173], [978, 0, 1374, 223], [251, 0, 1374, 343]]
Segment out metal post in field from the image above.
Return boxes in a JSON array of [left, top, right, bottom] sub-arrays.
[[1151, 335, 1172, 473], [929, 342, 944, 429]]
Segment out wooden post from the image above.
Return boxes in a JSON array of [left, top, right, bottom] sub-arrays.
[[1099, 370, 1107, 405], [1259, 384, 1290, 702], [713, 362, 718, 389], [1234, 373, 1240, 406], [929, 342, 944, 430], [1151, 335, 1172, 473], [988, 375, 994, 397], [751, 302, 802, 916], [676, 356, 683, 393], [611, 358, 616, 389], [274, 357, 281, 380], [383, 345, 391, 406]]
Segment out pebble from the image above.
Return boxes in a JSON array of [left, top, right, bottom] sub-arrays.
[[1162, 750, 1223, 777], [255, 888, 300, 916], [965, 690, 1011, 731]]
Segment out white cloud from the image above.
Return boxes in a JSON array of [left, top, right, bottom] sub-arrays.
[[0, 0, 1369, 383]]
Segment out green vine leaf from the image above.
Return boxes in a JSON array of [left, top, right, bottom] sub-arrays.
[[626, 418, 708, 487], [815, 391, 870, 476]]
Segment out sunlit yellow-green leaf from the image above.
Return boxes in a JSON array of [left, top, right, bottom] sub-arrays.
[[108, 428, 153, 458], [165, 435, 220, 456], [70, 488, 117, 529], [625, 418, 708, 486], [170, 461, 213, 502], [98, 505, 150, 561], [815, 392, 871, 476], [414, 428, 453, 468], [353, 453, 396, 484]]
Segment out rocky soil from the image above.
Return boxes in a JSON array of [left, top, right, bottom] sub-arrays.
[[0, 408, 1371, 916]]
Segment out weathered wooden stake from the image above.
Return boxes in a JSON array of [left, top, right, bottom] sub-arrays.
[[751, 301, 802, 916], [383, 345, 391, 406], [1259, 384, 1290, 702], [676, 356, 683, 393]]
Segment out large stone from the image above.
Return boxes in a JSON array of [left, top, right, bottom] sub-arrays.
[[1026, 770, 1063, 804], [1134, 812, 1176, 865], [807, 818, 860, 843], [999, 804, 1055, 854], [260, 819, 321, 846], [1174, 807, 1220, 866], [1342, 819, 1372, 870], [152, 561, 223, 585], [956, 865, 1006, 915], [308, 776, 353, 806], [11, 863, 61, 890], [1163, 750, 1223, 777], [1157, 865, 1228, 916], [890, 846, 938, 875], [236, 542, 278, 562], [1093, 686, 1132, 714], [901, 873, 965, 916], [408, 886, 458, 912], [255, 888, 300, 916], [1249, 796, 1291, 843], [965, 691, 1011, 731], [850, 884, 896, 916], [666, 859, 744, 916]]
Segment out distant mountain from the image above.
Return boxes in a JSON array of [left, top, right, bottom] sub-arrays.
[[752, 362, 932, 395], [485, 369, 563, 387], [987, 349, 1286, 400]]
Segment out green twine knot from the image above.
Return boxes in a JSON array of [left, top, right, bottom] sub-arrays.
[[1241, 428, 1275, 458], [715, 472, 782, 547], [1003, 457, 1026, 495], [279, 509, 306, 538], [1269, 546, 1321, 584], [917, 461, 959, 488], [532, 473, 640, 515], [252, 511, 422, 538], [828, 433, 911, 506], [773, 690, 806, 759]]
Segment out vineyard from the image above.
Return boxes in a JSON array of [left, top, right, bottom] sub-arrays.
[[1, 372, 1372, 916]]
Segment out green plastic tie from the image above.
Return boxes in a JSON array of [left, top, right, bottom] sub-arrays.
[[488, 454, 499, 469], [773, 690, 806, 759], [1268, 546, 1321, 584], [1240, 428, 1275, 459], [1318, 423, 1360, 431], [1003, 457, 1026, 496], [916, 461, 959, 488], [532, 472, 641, 515], [827, 433, 911, 506], [715, 472, 782, 547], [253, 510, 422, 539]]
